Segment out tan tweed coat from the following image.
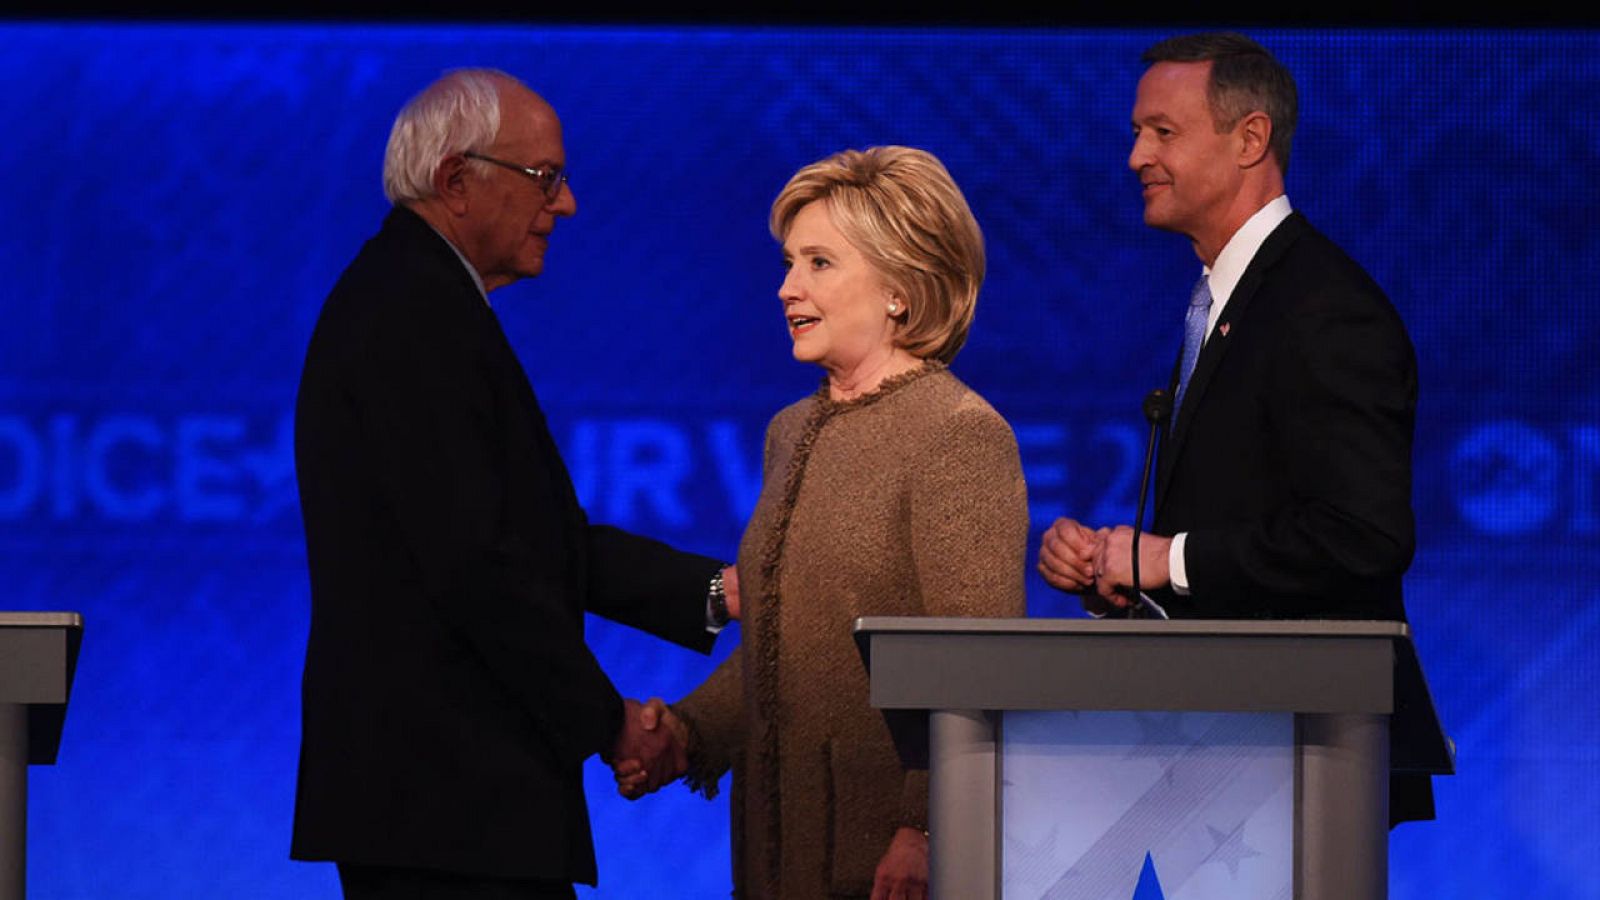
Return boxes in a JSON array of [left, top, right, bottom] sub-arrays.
[[675, 363, 1028, 898]]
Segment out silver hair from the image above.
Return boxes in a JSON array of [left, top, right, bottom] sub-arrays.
[[381, 68, 515, 204]]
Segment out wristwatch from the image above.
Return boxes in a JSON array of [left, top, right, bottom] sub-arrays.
[[707, 567, 731, 627]]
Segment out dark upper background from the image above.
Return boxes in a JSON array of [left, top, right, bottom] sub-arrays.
[[5, 0, 1597, 26]]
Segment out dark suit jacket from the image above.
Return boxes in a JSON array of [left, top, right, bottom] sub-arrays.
[[1154, 211, 1416, 621], [290, 206, 719, 883], [1150, 211, 1433, 823]]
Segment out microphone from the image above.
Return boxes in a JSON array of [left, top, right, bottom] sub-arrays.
[[1128, 389, 1172, 618]]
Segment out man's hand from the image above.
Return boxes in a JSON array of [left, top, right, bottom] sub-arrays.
[[608, 698, 687, 798], [1094, 525, 1172, 610], [721, 565, 741, 621], [870, 826, 929, 900], [611, 698, 687, 800], [1037, 518, 1105, 594]]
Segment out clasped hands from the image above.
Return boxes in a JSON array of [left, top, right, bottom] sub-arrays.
[[1037, 518, 1172, 615], [607, 697, 687, 800], [605, 566, 740, 800]]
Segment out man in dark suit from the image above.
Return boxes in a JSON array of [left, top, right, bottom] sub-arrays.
[[1036, 32, 1430, 821], [291, 69, 737, 899]]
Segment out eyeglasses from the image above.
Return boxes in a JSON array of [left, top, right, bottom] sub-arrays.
[[463, 151, 569, 200]]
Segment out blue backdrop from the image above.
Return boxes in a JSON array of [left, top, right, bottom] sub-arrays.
[[1, 22, 1596, 899]]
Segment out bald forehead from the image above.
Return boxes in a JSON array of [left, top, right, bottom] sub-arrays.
[[495, 84, 559, 144], [492, 77, 555, 122], [485, 78, 564, 165]]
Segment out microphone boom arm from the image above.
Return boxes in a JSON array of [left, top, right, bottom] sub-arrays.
[[1129, 389, 1172, 618]]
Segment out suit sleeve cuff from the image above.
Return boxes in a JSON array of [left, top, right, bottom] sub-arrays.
[[1169, 533, 1191, 595]]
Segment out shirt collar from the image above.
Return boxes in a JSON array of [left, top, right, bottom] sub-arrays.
[[1203, 194, 1293, 309], [418, 217, 490, 304]]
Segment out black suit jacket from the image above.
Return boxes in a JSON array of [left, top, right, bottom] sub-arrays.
[[1154, 211, 1416, 621], [1150, 211, 1433, 823], [290, 207, 719, 883]]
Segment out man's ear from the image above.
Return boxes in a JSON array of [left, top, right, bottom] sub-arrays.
[[1237, 111, 1273, 169], [432, 154, 472, 215]]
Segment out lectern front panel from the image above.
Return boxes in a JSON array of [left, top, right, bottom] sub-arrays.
[[1000, 711, 1293, 900]]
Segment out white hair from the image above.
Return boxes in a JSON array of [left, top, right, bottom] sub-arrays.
[[381, 68, 514, 204]]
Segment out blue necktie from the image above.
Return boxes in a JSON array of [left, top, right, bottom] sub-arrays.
[[1173, 274, 1212, 418]]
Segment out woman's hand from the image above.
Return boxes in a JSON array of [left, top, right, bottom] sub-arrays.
[[721, 564, 741, 620], [870, 826, 929, 900]]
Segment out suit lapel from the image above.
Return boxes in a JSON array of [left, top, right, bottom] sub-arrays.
[[1156, 213, 1309, 507], [394, 205, 590, 536]]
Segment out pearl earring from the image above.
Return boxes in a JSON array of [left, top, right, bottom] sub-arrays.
[[888, 302, 899, 314]]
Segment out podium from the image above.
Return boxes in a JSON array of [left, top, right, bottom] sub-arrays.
[[0, 613, 82, 900], [854, 617, 1452, 900]]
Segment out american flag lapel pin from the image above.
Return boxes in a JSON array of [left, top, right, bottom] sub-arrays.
[[1218, 322, 1231, 337]]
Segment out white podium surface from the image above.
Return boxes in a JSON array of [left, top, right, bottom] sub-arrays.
[[1002, 711, 1292, 899]]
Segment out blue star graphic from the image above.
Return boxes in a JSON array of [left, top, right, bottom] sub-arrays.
[[1204, 822, 1263, 877]]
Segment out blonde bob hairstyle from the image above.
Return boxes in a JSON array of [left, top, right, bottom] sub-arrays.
[[769, 146, 985, 364]]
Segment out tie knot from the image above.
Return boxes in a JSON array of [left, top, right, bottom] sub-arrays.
[[1190, 275, 1212, 309]]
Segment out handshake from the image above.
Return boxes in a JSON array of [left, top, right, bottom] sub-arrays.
[[1036, 517, 1173, 615], [605, 697, 689, 800]]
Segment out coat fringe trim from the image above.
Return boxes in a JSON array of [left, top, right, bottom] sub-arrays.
[[748, 360, 944, 896]]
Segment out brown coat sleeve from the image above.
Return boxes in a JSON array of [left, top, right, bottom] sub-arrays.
[[672, 652, 744, 798], [671, 411, 792, 796], [898, 398, 1029, 826]]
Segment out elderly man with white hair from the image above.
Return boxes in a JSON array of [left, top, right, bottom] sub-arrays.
[[290, 68, 736, 900]]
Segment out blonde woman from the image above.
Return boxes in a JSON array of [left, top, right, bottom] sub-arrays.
[[618, 146, 1027, 900]]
